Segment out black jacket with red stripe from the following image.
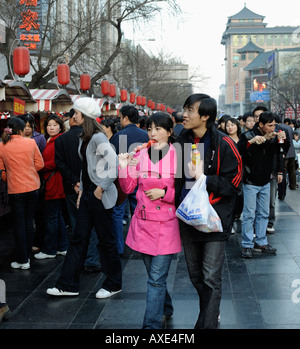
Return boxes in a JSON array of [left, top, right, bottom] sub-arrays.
[[175, 126, 243, 241]]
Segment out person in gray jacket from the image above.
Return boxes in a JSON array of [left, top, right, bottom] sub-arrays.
[[47, 97, 122, 298]]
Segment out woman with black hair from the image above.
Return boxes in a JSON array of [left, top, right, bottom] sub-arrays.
[[0, 118, 44, 269], [34, 114, 68, 260], [100, 117, 116, 140], [47, 97, 122, 298], [118, 112, 181, 329], [19, 113, 46, 153]]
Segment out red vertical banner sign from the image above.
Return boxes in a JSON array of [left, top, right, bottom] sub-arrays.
[[13, 97, 26, 115], [18, 0, 42, 52]]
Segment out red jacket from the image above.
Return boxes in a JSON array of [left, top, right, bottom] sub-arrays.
[[42, 134, 65, 200]]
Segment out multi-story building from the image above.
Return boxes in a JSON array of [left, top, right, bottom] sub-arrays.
[[221, 5, 300, 116]]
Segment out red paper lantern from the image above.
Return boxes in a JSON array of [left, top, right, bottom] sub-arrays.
[[101, 80, 110, 95], [136, 96, 142, 105], [109, 83, 116, 98], [167, 107, 172, 114], [161, 104, 166, 111], [120, 89, 128, 102], [130, 93, 136, 104], [151, 102, 156, 110], [57, 64, 70, 86], [147, 99, 152, 108], [13, 46, 30, 78], [156, 103, 161, 111], [80, 74, 91, 91], [141, 97, 146, 106]]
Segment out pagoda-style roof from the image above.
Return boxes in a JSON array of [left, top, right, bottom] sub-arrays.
[[244, 51, 271, 71], [237, 40, 264, 54], [229, 5, 265, 21]]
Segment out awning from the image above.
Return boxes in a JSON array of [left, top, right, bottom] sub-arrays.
[[30, 89, 73, 111], [1, 80, 36, 102], [0, 112, 10, 120]]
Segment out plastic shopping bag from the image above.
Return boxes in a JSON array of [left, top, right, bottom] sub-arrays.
[[176, 175, 223, 233]]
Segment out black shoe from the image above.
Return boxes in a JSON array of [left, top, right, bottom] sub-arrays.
[[253, 243, 277, 254], [242, 248, 253, 259], [83, 266, 102, 273]]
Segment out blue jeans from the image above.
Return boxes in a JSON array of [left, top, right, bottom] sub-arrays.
[[112, 188, 137, 254], [141, 254, 174, 329], [43, 199, 68, 255], [9, 190, 39, 263], [56, 190, 122, 293], [180, 221, 226, 329], [242, 183, 270, 248]]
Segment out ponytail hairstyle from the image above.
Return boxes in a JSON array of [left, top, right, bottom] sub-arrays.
[[1, 118, 26, 145]]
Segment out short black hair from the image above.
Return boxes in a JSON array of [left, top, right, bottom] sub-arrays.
[[242, 112, 254, 122], [253, 106, 268, 116], [44, 114, 65, 138], [183, 94, 216, 128], [259, 111, 275, 125], [19, 113, 35, 128], [119, 105, 139, 124]]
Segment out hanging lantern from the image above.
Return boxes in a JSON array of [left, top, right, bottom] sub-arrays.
[[101, 80, 110, 95], [120, 89, 128, 102], [147, 99, 152, 108], [161, 104, 166, 111], [57, 64, 70, 86], [109, 83, 116, 98], [167, 107, 172, 114], [136, 95, 142, 105], [141, 97, 146, 106], [80, 74, 91, 91], [156, 103, 161, 111], [151, 101, 156, 110], [129, 93, 136, 104], [13, 46, 30, 78]]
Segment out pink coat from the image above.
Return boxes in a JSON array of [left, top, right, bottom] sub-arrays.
[[118, 144, 182, 256]]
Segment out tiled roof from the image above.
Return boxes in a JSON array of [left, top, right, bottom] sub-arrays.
[[237, 40, 264, 53], [229, 6, 264, 20]]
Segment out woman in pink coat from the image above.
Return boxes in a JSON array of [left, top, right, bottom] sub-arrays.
[[118, 112, 181, 329]]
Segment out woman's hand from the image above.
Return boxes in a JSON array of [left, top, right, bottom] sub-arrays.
[[118, 153, 140, 168], [76, 190, 82, 209], [144, 188, 165, 201], [94, 186, 103, 200]]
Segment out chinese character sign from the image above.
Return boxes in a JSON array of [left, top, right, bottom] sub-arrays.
[[18, 0, 42, 52], [13, 97, 26, 115]]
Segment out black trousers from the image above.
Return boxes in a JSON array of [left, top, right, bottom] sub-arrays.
[[180, 221, 226, 329], [56, 190, 122, 293]]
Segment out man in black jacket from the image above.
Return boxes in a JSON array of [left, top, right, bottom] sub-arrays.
[[175, 94, 242, 329], [238, 112, 288, 259]]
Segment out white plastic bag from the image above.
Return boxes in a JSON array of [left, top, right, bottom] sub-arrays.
[[176, 175, 223, 233]]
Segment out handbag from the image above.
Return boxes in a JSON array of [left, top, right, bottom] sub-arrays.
[[176, 174, 223, 233], [39, 171, 57, 201]]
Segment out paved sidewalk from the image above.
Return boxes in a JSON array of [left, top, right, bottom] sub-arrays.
[[1, 187, 300, 330]]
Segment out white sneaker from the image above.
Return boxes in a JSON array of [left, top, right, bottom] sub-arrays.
[[56, 251, 67, 256], [11, 260, 30, 270], [34, 252, 56, 259], [95, 288, 122, 299], [266, 226, 275, 233], [46, 287, 79, 296]]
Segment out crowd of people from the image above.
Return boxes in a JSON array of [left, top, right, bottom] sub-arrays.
[[0, 94, 299, 329]]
